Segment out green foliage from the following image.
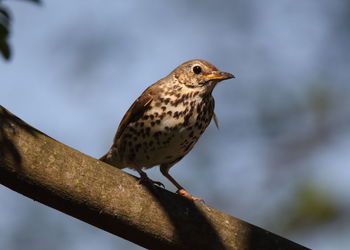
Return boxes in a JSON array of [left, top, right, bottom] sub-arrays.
[[307, 85, 334, 119], [284, 183, 340, 231]]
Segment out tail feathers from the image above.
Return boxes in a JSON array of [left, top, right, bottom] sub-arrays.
[[99, 153, 109, 162], [99, 149, 125, 169]]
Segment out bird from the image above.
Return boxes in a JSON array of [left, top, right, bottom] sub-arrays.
[[100, 59, 234, 201]]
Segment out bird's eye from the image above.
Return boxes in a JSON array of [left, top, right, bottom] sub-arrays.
[[192, 66, 202, 74]]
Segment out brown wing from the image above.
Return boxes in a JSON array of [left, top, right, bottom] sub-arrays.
[[113, 84, 161, 144], [114, 93, 152, 143]]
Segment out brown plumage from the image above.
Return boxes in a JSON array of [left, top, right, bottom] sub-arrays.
[[100, 59, 234, 201]]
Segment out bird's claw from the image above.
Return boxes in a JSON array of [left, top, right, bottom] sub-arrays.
[[138, 175, 165, 188], [177, 189, 204, 202]]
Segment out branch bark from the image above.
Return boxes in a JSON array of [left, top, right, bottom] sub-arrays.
[[0, 105, 309, 250]]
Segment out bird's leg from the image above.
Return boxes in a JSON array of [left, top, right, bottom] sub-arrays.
[[136, 169, 165, 188], [160, 164, 203, 202]]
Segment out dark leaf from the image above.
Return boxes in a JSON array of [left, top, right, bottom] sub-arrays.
[[0, 5, 11, 60], [0, 22, 9, 39], [0, 6, 11, 20], [23, 0, 42, 4], [0, 5, 11, 39], [0, 40, 11, 60]]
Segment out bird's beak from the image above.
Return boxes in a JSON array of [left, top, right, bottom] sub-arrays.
[[203, 71, 235, 80]]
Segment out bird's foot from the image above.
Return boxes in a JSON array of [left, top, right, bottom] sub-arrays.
[[177, 189, 204, 202], [138, 174, 165, 188]]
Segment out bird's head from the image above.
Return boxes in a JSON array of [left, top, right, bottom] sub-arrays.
[[171, 59, 235, 91]]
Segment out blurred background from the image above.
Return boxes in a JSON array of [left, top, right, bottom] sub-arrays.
[[1, 0, 349, 249]]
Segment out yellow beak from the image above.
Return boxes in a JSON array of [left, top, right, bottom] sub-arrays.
[[203, 71, 235, 80]]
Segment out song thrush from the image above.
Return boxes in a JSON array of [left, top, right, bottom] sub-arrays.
[[100, 59, 234, 201]]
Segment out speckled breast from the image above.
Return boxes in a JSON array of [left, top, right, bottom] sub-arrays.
[[118, 90, 215, 169]]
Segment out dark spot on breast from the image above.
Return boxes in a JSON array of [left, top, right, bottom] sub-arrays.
[[167, 111, 172, 116], [129, 127, 137, 134], [143, 115, 149, 120], [136, 128, 144, 137], [164, 98, 170, 105], [154, 131, 162, 137], [161, 106, 167, 111], [135, 143, 141, 152], [196, 103, 202, 112], [173, 84, 179, 89], [183, 113, 192, 126], [171, 125, 179, 131], [156, 120, 161, 125], [171, 101, 179, 107], [128, 154, 135, 160]]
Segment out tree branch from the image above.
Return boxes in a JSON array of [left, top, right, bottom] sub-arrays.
[[0, 105, 309, 250]]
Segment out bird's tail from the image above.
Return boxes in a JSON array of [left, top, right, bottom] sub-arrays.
[[99, 149, 125, 169], [99, 153, 110, 162]]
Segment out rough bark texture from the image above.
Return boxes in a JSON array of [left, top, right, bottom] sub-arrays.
[[0, 105, 309, 250]]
